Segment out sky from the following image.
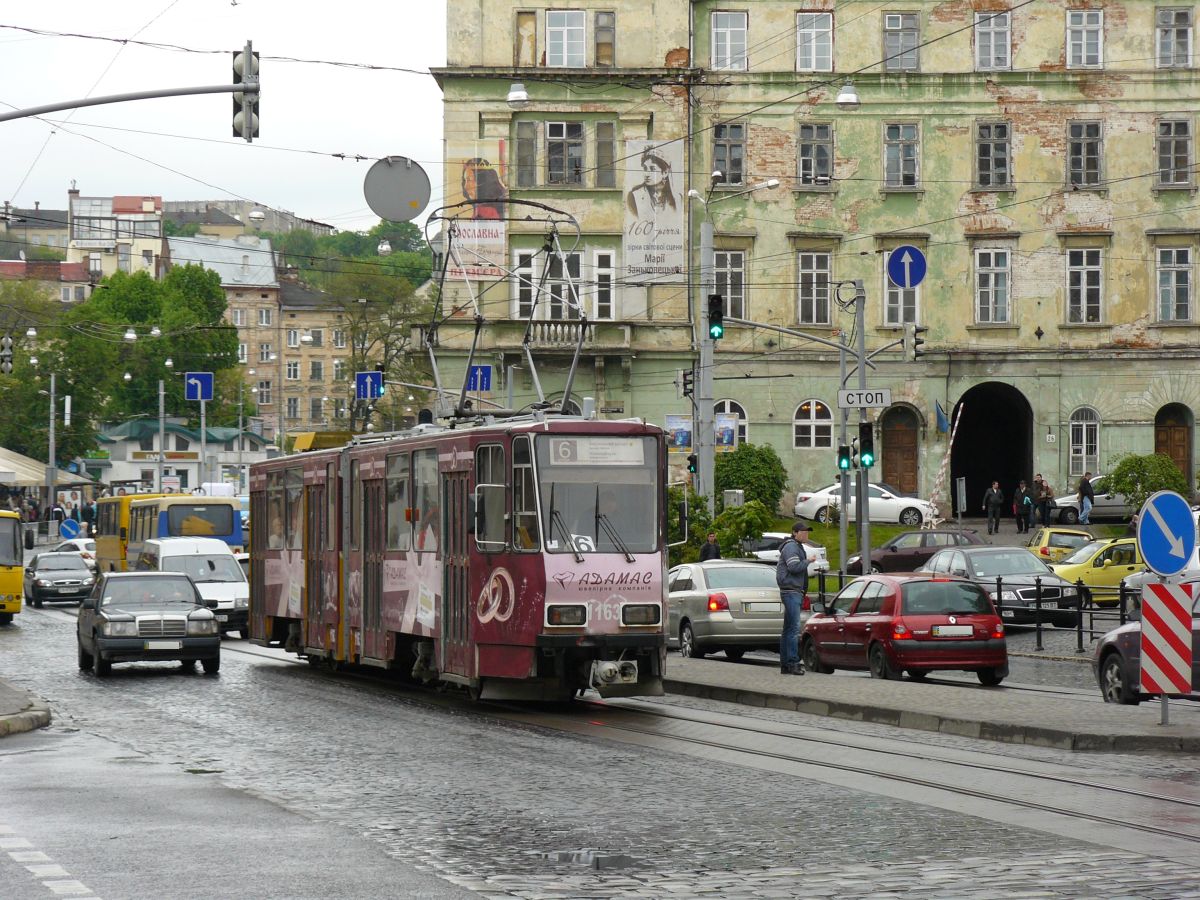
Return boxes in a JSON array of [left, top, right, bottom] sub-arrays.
[[0, 0, 447, 234]]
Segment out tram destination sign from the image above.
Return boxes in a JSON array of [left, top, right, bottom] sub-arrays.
[[837, 389, 892, 410]]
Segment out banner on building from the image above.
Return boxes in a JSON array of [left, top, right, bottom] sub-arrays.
[[447, 141, 510, 279], [715, 414, 738, 452], [665, 415, 692, 453], [623, 139, 685, 284]]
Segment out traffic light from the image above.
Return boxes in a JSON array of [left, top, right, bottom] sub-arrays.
[[707, 294, 724, 340], [858, 421, 875, 468], [686, 453, 698, 474], [0, 334, 11, 375], [906, 323, 928, 361], [681, 369, 694, 398], [837, 444, 851, 471], [233, 45, 260, 142]]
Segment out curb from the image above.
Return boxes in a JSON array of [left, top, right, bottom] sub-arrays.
[[662, 679, 1200, 753], [0, 697, 52, 738]]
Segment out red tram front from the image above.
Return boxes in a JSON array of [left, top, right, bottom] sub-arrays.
[[248, 417, 668, 700]]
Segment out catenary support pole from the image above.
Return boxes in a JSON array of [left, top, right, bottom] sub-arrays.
[[697, 220, 716, 515]]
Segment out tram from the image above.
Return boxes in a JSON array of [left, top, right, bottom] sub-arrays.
[[248, 415, 669, 700]]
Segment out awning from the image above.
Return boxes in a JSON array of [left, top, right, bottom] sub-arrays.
[[0, 446, 85, 487]]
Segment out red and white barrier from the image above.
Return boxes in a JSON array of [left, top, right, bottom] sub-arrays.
[[1140, 582, 1195, 696]]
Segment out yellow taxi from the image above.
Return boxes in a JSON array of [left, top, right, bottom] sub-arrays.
[[1025, 527, 1094, 563], [1050, 538, 1144, 607]]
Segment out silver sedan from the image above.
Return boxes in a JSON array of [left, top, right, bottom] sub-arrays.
[[667, 560, 793, 661]]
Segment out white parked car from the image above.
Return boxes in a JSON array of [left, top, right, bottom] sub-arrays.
[[794, 480, 936, 527], [744, 532, 830, 572], [1053, 474, 1134, 524], [51, 538, 97, 571]]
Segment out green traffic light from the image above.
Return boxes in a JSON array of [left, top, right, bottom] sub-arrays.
[[709, 322, 724, 340]]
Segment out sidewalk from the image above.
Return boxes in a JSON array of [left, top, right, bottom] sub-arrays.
[[663, 656, 1200, 752], [0, 678, 51, 737]]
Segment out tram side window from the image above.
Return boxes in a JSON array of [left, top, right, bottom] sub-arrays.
[[267, 472, 285, 549], [475, 444, 505, 551], [350, 459, 361, 550], [413, 449, 439, 552], [386, 453, 410, 551], [285, 468, 303, 550], [513, 436, 540, 550], [326, 462, 336, 551]]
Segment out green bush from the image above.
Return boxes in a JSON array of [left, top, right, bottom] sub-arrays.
[[1104, 453, 1189, 515], [714, 443, 788, 513], [667, 485, 712, 567], [712, 500, 775, 558]]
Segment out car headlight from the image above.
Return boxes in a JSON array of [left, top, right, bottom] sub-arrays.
[[846, 555, 860, 566], [235, 595, 249, 609], [35, 578, 53, 588], [187, 618, 219, 636], [988, 590, 1019, 603], [101, 619, 137, 637], [1061, 587, 1077, 597]]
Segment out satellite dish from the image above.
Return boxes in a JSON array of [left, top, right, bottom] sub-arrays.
[[363, 156, 431, 223]]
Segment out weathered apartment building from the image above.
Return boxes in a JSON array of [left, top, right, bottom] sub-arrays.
[[438, 1, 1200, 508]]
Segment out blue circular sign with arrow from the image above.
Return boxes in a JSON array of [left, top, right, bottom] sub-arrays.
[[1136, 490, 1196, 577], [886, 245, 927, 289]]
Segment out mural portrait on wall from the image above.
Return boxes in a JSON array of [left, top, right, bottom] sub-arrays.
[[461, 157, 508, 221]]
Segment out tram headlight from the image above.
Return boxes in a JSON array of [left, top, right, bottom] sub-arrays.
[[546, 604, 586, 626], [621, 604, 660, 626]]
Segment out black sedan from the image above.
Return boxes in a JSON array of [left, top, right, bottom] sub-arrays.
[[844, 528, 985, 575], [76, 572, 221, 677], [918, 546, 1081, 628], [24, 552, 95, 607]]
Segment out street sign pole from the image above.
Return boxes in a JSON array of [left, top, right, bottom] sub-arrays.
[[839, 333, 849, 576], [199, 398, 206, 490], [856, 288, 871, 570]]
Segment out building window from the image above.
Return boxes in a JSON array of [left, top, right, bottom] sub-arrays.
[[75, 285, 85, 301], [1157, 119, 1193, 186], [797, 252, 831, 325], [713, 123, 745, 186], [516, 121, 537, 188], [975, 249, 1010, 324], [883, 13, 919, 71], [712, 11, 748, 71], [1067, 248, 1103, 323], [1158, 8, 1193, 68], [60, 287, 70, 303], [142, 249, 154, 269], [796, 12, 832, 72], [515, 252, 536, 318], [1158, 247, 1192, 321], [884, 250, 919, 325], [547, 122, 584, 185], [333, 329, 346, 349], [975, 11, 1010, 70], [309, 329, 323, 348], [548, 252, 582, 319], [286, 397, 299, 420], [333, 359, 346, 381], [1067, 10, 1103, 68], [231, 308, 246, 327], [595, 11, 615, 66], [594, 251, 614, 319], [258, 308, 272, 327], [310, 360, 324, 381], [237, 343, 247, 364], [715, 399, 748, 444], [793, 399, 833, 449], [595, 122, 615, 188], [1069, 407, 1099, 477], [258, 342, 273, 363], [287, 329, 299, 348], [798, 124, 833, 186], [1068, 122, 1103, 187], [714, 251, 746, 319], [286, 361, 299, 380], [257, 380, 272, 405], [975, 122, 1011, 188], [546, 10, 585, 67], [515, 10, 538, 65], [884, 123, 919, 188], [88, 254, 102, 276], [310, 398, 324, 421]]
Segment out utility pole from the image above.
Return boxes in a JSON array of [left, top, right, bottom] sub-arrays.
[[157, 379, 165, 492], [697, 220, 716, 514], [855, 288, 872, 571], [838, 334, 850, 570], [44, 372, 56, 519]]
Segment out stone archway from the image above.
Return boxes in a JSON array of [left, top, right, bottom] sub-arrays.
[[1155, 403, 1193, 486], [951, 383, 1033, 517], [880, 406, 919, 495]]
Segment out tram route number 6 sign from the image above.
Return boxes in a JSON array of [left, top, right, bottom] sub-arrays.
[[548, 437, 645, 467]]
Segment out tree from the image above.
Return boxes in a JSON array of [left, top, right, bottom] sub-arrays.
[[1104, 453, 1190, 515], [667, 485, 712, 567], [712, 500, 775, 559], [714, 443, 789, 513]]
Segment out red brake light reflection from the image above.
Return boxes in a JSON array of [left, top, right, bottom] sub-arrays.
[[707, 592, 729, 612]]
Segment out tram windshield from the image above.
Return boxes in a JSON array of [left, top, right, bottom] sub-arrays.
[[536, 435, 658, 554]]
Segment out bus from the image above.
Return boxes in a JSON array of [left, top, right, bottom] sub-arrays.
[[96, 493, 166, 572], [125, 495, 245, 570], [0, 510, 24, 625]]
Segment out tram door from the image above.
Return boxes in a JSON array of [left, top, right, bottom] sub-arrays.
[[304, 480, 324, 652], [362, 479, 385, 659], [440, 470, 470, 676]]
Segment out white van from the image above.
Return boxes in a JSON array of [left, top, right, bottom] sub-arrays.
[[136, 537, 249, 638]]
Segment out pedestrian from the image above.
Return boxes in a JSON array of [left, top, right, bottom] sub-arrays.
[[1035, 476, 1055, 526], [1077, 471, 1095, 526], [775, 521, 810, 676], [698, 531, 722, 561], [982, 480, 1004, 535], [1013, 480, 1033, 534]]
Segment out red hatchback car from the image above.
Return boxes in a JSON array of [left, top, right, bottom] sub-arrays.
[[800, 574, 1009, 685]]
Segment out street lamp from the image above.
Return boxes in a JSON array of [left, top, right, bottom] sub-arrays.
[[506, 81, 529, 110], [835, 81, 861, 108]]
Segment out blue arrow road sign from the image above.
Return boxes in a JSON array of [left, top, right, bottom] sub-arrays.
[[886, 245, 927, 289], [1137, 490, 1196, 577], [467, 365, 492, 392], [58, 518, 80, 540], [355, 370, 385, 400], [184, 372, 214, 402]]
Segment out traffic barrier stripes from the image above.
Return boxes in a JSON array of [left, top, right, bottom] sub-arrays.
[[1140, 582, 1194, 695]]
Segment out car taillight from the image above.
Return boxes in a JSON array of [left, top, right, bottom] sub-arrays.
[[892, 622, 913, 640], [1039, 546, 1050, 556], [990, 623, 1005, 639], [796, 494, 812, 503], [707, 592, 729, 612]]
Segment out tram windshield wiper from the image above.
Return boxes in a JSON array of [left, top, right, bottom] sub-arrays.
[[597, 513, 635, 563], [548, 485, 583, 562]]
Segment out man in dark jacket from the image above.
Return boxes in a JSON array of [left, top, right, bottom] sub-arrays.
[[1077, 472, 1095, 526], [1013, 480, 1033, 534], [982, 481, 1004, 535], [775, 521, 810, 675], [698, 531, 722, 561]]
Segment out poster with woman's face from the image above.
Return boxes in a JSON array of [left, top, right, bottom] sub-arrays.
[[447, 140, 509, 279], [623, 140, 685, 284]]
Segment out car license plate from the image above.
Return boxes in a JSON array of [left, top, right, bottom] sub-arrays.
[[744, 602, 782, 613], [144, 640, 181, 650], [58, 587, 76, 593], [1001, 610, 1015, 618], [932, 625, 973, 637], [216, 615, 228, 623]]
